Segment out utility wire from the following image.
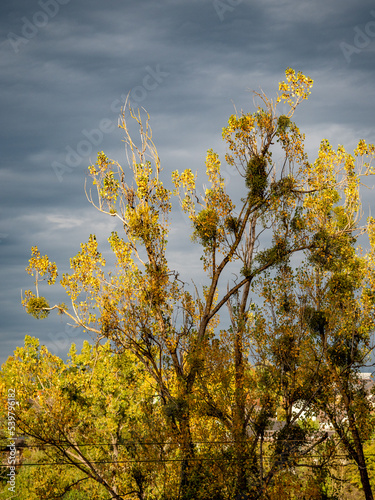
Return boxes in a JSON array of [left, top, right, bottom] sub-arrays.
[[0, 454, 370, 467], [0, 437, 342, 448]]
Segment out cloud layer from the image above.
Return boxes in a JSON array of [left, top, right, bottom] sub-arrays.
[[1, 0, 374, 363]]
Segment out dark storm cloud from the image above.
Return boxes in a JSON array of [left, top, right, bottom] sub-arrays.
[[1, 0, 375, 364]]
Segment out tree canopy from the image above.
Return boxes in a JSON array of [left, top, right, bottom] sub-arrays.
[[2, 68, 375, 500]]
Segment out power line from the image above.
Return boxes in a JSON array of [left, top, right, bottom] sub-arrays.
[[0, 454, 369, 468], [0, 437, 345, 448]]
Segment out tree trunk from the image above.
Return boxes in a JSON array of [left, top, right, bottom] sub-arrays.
[[233, 326, 250, 499], [178, 412, 196, 500], [350, 418, 373, 500], [330, 374, 374, 500]]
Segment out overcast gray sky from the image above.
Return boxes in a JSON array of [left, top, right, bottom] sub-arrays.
[[1, 0, 375, 365]]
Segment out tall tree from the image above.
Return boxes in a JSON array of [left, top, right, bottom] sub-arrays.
[[254, 137, 375, 498], [0, 337, 172, 499], [302, 137, 375, 500], [20, 68, 375, 499]]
